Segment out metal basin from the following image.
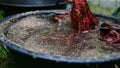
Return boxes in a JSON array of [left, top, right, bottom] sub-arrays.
[[0, 10, 120, 67], [0, 0, 66, 7]]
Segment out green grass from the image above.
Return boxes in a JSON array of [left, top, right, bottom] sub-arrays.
[[0, 10, 10, 68], [0, 43, 8, 58], [0, 10, 14, 68], [0, 10, 4, 19], [118, 12, 120, 17], [88, 3, 120, 15], [0, 43, 14, 68]]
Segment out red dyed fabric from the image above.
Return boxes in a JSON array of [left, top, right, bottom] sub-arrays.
[[71, 0, 98, 32], [100, 23, 120, 49]]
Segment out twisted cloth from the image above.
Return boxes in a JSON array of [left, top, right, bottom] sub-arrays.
[[70, 0, 98, 32]]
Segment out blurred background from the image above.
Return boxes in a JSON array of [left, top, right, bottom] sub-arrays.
[[0, 0, 120, 68], [88, 0, 120, 15]]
